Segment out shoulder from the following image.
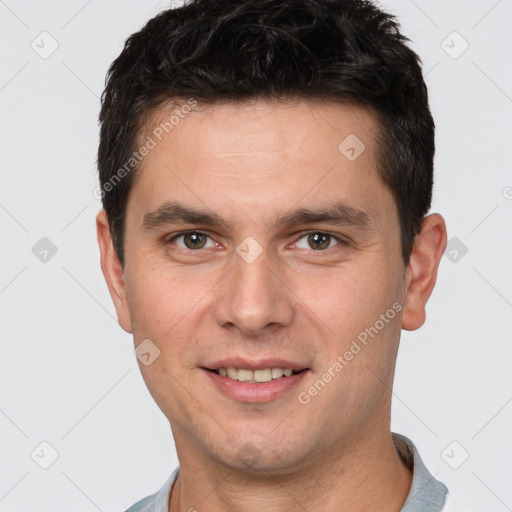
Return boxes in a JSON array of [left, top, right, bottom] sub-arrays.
[[122, 467, 179, 512], [442, 493, 475, 512], [123, 493, 156, 512]]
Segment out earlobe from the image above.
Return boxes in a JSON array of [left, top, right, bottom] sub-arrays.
[[96, 209, 133, 333], [401, 214, 448, 331]]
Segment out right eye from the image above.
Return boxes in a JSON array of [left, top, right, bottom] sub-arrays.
[[166, 230, 217, 250]]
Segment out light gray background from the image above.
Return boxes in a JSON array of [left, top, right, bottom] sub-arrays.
[[1, 0, 511, 510]]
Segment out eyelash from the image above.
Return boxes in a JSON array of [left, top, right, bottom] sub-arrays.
[[165, 229, 349, 252]]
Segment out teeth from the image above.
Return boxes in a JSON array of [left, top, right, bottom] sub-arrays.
[[237, 369, 253, 382], [254, 369, 272, 382], [217, 367, 298, 382], [271, 368, 284, 379]]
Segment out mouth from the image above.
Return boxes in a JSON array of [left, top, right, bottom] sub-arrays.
[[204, 367, 307, 383], [201, 361, 310, 402]]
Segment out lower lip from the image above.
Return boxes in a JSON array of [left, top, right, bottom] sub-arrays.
[[203, 369, 309, 403]]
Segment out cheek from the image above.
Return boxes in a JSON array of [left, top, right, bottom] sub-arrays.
[[124, 261, 217, 372], [295, 262, 394, 335], [298, 261, 404, 387], [124, 262, 197, 337]]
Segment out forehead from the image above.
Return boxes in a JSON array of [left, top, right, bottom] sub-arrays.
[[128, 99, 394, 231], [140, 98, 381, 165]]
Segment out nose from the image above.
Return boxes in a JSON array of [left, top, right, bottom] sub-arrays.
[[213, 246, 294, 336]]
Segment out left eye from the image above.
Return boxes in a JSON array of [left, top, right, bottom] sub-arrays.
[[295, 232, 342, 251]]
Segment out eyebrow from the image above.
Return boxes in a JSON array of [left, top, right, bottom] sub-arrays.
[[141, 200, 373, 232]]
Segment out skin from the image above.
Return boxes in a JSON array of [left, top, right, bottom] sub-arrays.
[[97, 99, 447, 512]]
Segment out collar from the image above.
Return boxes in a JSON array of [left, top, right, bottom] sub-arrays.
[[393, 433, 448, 511]]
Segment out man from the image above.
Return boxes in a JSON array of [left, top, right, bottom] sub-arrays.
[[96, 0, 469, 510]]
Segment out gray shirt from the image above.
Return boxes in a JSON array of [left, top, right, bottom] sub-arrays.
[[124, 433, 469, 511]]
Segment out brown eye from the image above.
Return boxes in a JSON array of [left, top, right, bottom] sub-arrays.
[[307, 233, 331, 250], [183, 232, 207, 249], [168, 231, 214, 250], [294, 232, 343, 251]]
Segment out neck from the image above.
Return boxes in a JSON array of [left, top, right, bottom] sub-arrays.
[[168, 430, 413, 512]]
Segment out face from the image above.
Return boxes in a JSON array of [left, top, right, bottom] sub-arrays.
[[97, 99, 446, 474]]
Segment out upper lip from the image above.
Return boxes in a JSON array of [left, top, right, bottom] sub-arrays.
[[203, 358, 310, 372]]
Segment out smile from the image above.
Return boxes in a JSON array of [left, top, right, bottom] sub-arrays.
[[209, 367, 304, 383], [203, 364, 310, 402]]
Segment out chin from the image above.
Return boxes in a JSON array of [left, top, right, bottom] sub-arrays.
[[207, 434, 318, 476]]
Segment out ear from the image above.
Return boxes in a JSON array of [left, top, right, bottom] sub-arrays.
[[401, 213, 448, 331], [96, 209, 133, 333]]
